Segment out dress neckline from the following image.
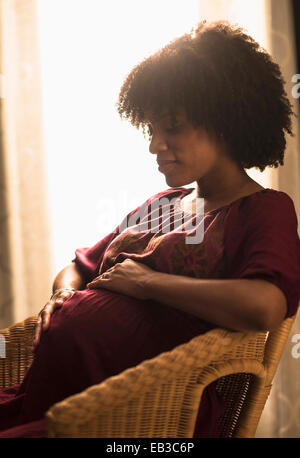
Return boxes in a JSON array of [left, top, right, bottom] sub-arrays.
[[179, 187, 273, 215]]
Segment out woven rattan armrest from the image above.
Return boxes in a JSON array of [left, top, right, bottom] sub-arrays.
[[0, 315, 38, 389], [1, 314, 296, 438], [45, 327, 267, 438]]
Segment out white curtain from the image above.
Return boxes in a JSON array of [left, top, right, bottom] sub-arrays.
[[0, 0, 53, 328]]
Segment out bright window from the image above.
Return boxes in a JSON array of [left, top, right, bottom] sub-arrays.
[[37, 0, 268, 274], [37, 0, 199, 273]]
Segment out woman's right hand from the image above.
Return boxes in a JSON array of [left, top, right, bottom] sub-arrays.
[[32, 289, 75, 352]]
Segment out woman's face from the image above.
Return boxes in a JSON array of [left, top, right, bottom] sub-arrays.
[[147, 109, 228, 188]]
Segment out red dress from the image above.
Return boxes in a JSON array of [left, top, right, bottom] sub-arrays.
[[0, 187, 299, 438]]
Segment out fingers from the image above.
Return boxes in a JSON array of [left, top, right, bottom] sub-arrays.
[[41, 304, 53, 331], [32, 290, 74, 351], [32, 306, 50, 351], [87, 269, 115, 288], [32, 315, 43, 351], [42, 291, 72, 330]]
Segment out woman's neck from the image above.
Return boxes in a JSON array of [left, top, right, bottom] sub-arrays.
[[182, 171, 264, 214]]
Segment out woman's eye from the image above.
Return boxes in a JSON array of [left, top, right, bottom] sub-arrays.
[[146, 123, 180, 139]]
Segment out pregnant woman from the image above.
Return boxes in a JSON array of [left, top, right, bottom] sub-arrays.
[[0, 20, 300, 438]]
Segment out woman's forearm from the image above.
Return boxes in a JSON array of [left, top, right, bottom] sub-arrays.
[[52, 262, 86, 294], [145, 273, 287, 332]]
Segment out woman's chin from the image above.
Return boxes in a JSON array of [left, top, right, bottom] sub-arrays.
[[164, 176, 189, 188]]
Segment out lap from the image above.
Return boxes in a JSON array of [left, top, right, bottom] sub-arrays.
[[0, 419, 46, 438], [2, 288, 217, 432]]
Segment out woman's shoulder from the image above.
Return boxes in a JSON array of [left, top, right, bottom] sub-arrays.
[[224, 187, 299, 233], [247, 186, 294, 201], [234, 187, 297, 213]]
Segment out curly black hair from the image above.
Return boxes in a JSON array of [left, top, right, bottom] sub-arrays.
[[116, 20, 295, 172]]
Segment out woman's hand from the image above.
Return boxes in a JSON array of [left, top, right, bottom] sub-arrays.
[[32, 289, 75, 351], [87, 259, 157, 300]]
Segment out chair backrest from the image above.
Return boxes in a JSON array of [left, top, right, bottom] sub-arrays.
[[263, 313, 297, 386], [215, 308, 298, 438]]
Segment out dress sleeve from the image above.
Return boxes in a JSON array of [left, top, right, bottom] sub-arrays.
[[71, 189, 168, 283], [71, 232, 117, 284], [223, 190, 300, 318]]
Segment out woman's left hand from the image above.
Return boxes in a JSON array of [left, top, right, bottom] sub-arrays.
[[86, 259, 157, 300]]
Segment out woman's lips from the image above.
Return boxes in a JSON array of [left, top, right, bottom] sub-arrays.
[[158, 161, 178, 173]]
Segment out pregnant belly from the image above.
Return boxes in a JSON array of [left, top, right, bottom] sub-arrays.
[[17, 287, 213, 425], [39, 287, 214, 391], [51, 287, 213, 340], [1, 289, 223, 437]]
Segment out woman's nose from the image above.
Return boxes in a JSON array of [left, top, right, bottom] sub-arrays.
[[149, 136, 168, 155]]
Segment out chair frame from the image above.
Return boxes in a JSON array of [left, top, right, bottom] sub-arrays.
[[0, 308, 298, 438]]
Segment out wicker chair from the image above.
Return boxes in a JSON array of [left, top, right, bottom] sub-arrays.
[[0, 307, 298, 438]]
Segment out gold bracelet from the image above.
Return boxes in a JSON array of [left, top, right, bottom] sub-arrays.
[[50, 287, 75, 300]]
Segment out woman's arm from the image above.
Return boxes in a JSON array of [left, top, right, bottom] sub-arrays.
[[33, 262, 86, 350], [52, 261, 86, 293], [144, 273, 287, 332], [87, 259, 287, 332]]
